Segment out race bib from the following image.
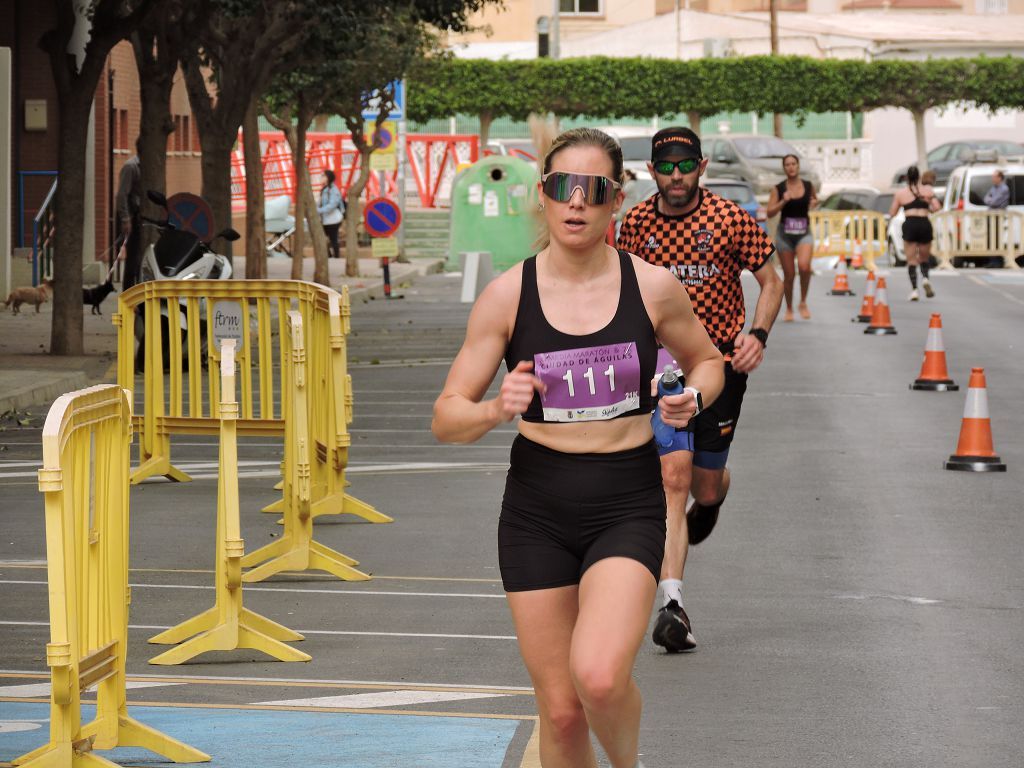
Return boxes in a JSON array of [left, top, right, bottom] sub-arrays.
[[534, 342, 641, 422], [782, 216, 809, 236]]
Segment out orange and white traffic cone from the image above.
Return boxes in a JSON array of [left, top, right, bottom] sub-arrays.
[[864, 276, 896, 335], [944, 368, 1006, 472], [828, 257, 855, 296], [911, 314, 958, 391], [850, 239, 864, 269], [853, 270, 876, 322]]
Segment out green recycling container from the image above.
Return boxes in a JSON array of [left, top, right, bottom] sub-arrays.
[[448, 155, 540, 272]]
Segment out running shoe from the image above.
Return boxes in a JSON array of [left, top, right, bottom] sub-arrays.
[[908, 289, 920, 301], [687, 499, 721, 545], [923, 279, 935, 298], [652, 599, 696, 652]]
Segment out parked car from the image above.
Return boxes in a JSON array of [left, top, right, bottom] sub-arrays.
[[704, 134, 821, 199], [702, 178, 767, 231], [817, 186, 908, 265], [891, 140, 1024, 187], [595, 125, 656, 180]]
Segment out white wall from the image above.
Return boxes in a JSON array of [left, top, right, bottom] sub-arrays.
[[864, 105, 1024, 189]]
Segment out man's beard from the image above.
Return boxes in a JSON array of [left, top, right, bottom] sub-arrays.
[[656, 178, 698, 209]]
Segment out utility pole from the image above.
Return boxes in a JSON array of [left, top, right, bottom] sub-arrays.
[[770, 0, 783, 137]]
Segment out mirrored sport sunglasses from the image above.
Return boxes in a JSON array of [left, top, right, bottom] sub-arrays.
[[652, 158, 700, 176], [541, 172, 622, 205]]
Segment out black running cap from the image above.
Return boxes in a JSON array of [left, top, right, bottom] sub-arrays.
[[651, 127, 702, 161]]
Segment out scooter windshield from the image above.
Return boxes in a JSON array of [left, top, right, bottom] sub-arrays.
[[153, 229, 205, 276]]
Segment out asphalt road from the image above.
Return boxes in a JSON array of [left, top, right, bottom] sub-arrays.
[[1, 265, 1022, 767]]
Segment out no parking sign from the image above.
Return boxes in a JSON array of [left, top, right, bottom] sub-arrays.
[[363, 197, 401, 238]]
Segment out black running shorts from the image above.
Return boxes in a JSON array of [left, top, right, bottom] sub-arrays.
[[691, 361, 748, 454], [902, 216, 933, 244], [498, 435, 666, 592]]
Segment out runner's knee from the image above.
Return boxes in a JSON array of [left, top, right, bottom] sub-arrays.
[[540, 697, 589, 743], [572, 658, 631, 712]]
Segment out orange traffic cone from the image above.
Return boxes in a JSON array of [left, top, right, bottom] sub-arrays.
[[944, 368, 1006, 472], [828, 258, 855, 296], [850, 239, 864, 269], [911, 314, 958, 391], [864, 276, 896, 335], [853, 270, 876, 322]]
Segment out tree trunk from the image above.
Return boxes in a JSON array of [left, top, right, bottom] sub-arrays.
[[912, 108, 928, 172], [132, 32, 176, 257], [50, 94, 91, 355], [479, 111, 493, 148], [687, 110, 702, 132], [770, 0, 783, 138], [345, 147, 373, 278], [198, 133, 236, 258], [298, 99, 330, 286], [243, 99, 266, 279]]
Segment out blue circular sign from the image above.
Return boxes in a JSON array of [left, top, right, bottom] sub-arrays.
[[166, 193, 216, 242], [375, 127, 393, 150], [363, 197, 401, 238]]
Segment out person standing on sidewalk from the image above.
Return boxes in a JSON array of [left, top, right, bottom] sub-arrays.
[[317, 169, 345, 259], [766, 154, 817, 321], [889, 165, 940, 301], [115, 140, 143, 289], [617, 127, 782, 653], [433, 128, 724, 767]]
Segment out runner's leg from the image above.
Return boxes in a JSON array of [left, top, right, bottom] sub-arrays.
[[779, 248, 796, 321], [573, 557, 657, 768], [796, 241, 813, 318], [507, 586, 596, 768]]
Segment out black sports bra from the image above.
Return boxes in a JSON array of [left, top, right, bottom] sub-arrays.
[[504, 250, 658, 424]]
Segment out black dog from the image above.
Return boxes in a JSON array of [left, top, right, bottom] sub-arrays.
[[83, 278, 116, 315]]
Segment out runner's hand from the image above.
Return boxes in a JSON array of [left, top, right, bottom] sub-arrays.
[[730, 332, 764, 373], [658, 389, 697, 427], [116, 242, 127, 262], [494, 360, 545, 422]]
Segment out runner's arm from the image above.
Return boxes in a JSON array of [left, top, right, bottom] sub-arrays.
[[731, 213, 783, 373], [432, 275, 544, 444], [888, 192, 902, 218]]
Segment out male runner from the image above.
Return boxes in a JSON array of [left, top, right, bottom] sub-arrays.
[[617, 127, 783, 653]]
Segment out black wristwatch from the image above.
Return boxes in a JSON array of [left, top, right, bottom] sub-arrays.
[[749, 328, 769, 348], [682, 386, 703, 416]]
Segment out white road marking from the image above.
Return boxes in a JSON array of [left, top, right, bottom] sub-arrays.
[[0, 669, 534, 693], [0, 721, 44, 733], [0, 621, 517, 641], [832, 593, 942, 605], [968, 274, 1024, 307], [0, 579, 505, 599], [256, 690, 507, 709], [0, 680, 182, 697]]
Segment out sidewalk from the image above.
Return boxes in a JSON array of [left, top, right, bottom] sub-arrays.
[[0, 256, 443, 416]]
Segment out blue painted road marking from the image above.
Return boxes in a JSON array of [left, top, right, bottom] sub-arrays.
[[0, 702, 521, 768]]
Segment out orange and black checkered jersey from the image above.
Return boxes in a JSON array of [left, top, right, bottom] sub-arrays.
[[618, 189, 774, 347]]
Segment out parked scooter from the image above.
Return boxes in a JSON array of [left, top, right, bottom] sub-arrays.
[[135, 190, 239, 372]]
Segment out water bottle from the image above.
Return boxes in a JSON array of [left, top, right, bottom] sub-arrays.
[[652, 364, 684, 448]]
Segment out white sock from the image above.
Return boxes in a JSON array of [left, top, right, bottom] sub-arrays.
[[658, 579, 683, 608]]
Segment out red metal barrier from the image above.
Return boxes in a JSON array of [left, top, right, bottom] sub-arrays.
[[231, 132, 479, 210]]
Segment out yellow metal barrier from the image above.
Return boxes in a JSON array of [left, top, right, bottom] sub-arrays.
[[113, 280, 390, 569], [15, 385, 208, 767], [809, 210, 886, 271], [240, 312, 371, 582], [932, 210, 1024, 269], [147, 340, 311, 664]]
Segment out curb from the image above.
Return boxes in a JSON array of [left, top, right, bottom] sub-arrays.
[[0, 370, 89, 415]]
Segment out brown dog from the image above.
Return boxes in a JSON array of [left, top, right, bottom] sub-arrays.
[[4, 280, 53, 314]]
